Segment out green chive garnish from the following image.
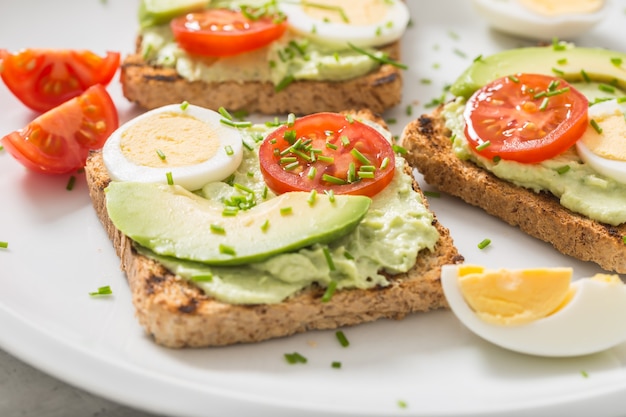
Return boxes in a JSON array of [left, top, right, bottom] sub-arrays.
[[392, 144, 407, 154], [476, 141, 491, 151], [218, 106, 232, 120], [89, 285, 112, 296], [225, 145, 234, 156], [0, 241, 8, 249], [219, 244, 236, 256], [599, 84, 616, 94], [350, 148, 371, 165], [357, 171, 375, 179], [280, 206, 292, 216], [398, 400, 408, 409], [307, 166, 317, 179], [557, 58, 568, 65], [380, 157, 390, 170], [261, 219, 270, 232], [477, 238, 491, 249], [287, 113, 296, 127], [341, 135, 350, 146], [326, 142, 338, 150], [210, 224, 225, 234], [611, 57, 623, 67], [307, 189, 317, 205], [580, 69, 591, 83], [166, 172, 174, 185], [323, 247, 336, 271], [347, 43, 408, 69], [556, 165, 570, 175], [324, 189, 336, 203], [322, 174, 347, 185], [156, 149, 166, 160], [331, 361, 342, 369], [423, 190, 440, 198], [284, 352, 307, 364], [590, 119, 603, 134], [317, 155, 335, 164], [180, 101, 189, 110], [551, 67, 565, 76], [66, 175, 76, 191], [335, 330, 350, 347], [539, 97, 549, 111], [275, 75, 295, 92], [508, 75, 520, 83], [322, 280, 337, 302]]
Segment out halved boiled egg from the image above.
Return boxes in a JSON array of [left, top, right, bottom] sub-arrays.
[[471, 0, 606, 40], [102, 103, 243, 191], [441, 264, 626, 357], [576, 99, 626, 185], [280, 0, 410, 48]]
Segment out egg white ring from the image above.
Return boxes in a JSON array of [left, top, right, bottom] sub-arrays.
[[576, 140, 626, 185], [280, 0, 410, 48], [441, 265, 626, 357], [471, 0, 606, 40], [102, 104, 244, 191]]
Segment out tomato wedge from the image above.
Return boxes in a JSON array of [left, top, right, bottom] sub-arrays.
[[259, 113, 396, 197], [0, 49, 120, 112], [170, 9, 288, 57], [1, 84, 118, 174], [464, 73, 589, 163]]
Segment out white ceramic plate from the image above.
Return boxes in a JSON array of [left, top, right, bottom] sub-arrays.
[[2, 1, 626, 416]]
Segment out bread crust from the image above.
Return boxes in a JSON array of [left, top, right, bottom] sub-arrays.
[[120, 41, 402, 114], [401, 106, 626, 273], [86, 110, 462, 348]]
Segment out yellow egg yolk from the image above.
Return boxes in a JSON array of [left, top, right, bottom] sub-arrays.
[[518, 0, 603, 16], [302, 0, 390, 25], [582, 109, 626, 161], [120, 112, 220, 168], [457, 265, 573, 325]]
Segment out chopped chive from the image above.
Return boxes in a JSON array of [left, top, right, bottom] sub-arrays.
[[423, 190, 440, 198], [347, 162, 356, 183], [420, 78, 432, 84], [546, 87, 570, 97], [284, 129, 297, 144], [324, 189, 336, 203], [357, 171, 375, 179], [191, 274, 213, 282], [307, 166, 317, 180], [350, 148, 371, 165], [476, 141, 491, 151], [380, 157, 390, 170], [326, 142, 338, 150], [477, 238, 491, 249], [557, 58, 568, 65], [622, 236, 626, 245], [552, 37, 566, 51], [347, 43, 408, 69], [492, 155, 501, 163], [345, 114, 354, 124], [599, 84, 616, 94], [611, 57, 623, 67], [284, 352, 307, 364], [398, 400, 408, 409], [283, 161, 299, 171], [222, 207, 239, 217], [66, 175, 76, 191], [551, 67, 565, 76], [581, 69, 591, 83], [166, 172, 174, 185], [275, 75, 295, 92], [322, 247, 336, 271], [0, 241, 8, 249], [556, 165, 570, 175], [406, 104, 413, 116], [242, 140, 254, 151], [225, 145, 234, 156], [317, 155, 335, 164], [287, 113, 296, 127], [344, 250, 354, 260], [539, 97, 549, 111], [280, 206, 292, 216], [533, 91, 547, 99], [581, 370, 589, 378], [261, 219, 270, 232], [89, 285, 112, 296], [335, 330, 350, 347], [322, 280, 337, 302], [210, 224, 225, 234], [219, 244, 236, 256], [180, 100, 189, 110], [262, 185, 268, 199], [473, 54, 483, 62], [508, 75, 520, 83], [322, 174, 347, 185], [340, 135, 350, 146], [547, 79, 560, 91], [218, 106, 232, 120], [331, 361, 342, 369], [280, 156, 297, 164], [307, 189, 317, 205], [0, 145, 4, 151], [360, 165, 376, 172], [453, 48, 467, 59], [392, 144, 407, 154], [590, 119, 603, 134], [156, 149, 167, 161]]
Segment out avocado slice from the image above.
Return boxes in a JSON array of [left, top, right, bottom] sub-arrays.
[[106, 181, 372, 266], [138, 0, 208, 28], [450, 46, 626, 99]]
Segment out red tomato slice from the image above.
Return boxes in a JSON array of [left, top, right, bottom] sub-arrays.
[[464, 73, 589, 164], [170, 9, 287, 57], [259, 113, 396, 197], [1, 84, 118, 175], [0, 49, 120, 112]]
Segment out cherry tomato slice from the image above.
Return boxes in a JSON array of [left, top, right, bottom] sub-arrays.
[[170, 9, 288, 57], [0, 49, 120, 112], [259, 113, 396, 197], [1, 84, 118, 174], [464, 73, 589, 163]]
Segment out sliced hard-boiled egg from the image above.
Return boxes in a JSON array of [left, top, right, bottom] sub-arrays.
[[576, 99, 626, 185], [441, 264, 626, 357], [471, 0, 606, 40], [102, 103, 243, 191], [280, 0, 410, 48]]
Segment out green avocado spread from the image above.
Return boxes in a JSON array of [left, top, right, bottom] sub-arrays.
[[110, 121, 440, 305], [139, 0, 390, 87], [444, 82, 626, 226]]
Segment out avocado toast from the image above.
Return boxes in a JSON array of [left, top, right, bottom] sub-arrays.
[[85, 109, 462, 348], [401, 44, 626, 273]]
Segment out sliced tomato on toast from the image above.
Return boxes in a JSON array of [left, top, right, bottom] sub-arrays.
[[464, 73, 589, 163]]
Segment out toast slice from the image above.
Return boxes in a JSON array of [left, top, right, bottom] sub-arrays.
[[401, 106, 626, 273], [85, 109, 463, 348], [121, 41, 402, 115]]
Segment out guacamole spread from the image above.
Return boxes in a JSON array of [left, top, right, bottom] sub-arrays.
[[444, 82, 626, 226]]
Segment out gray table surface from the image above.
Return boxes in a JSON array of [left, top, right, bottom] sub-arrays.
[[0, 348, 159, 417]]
